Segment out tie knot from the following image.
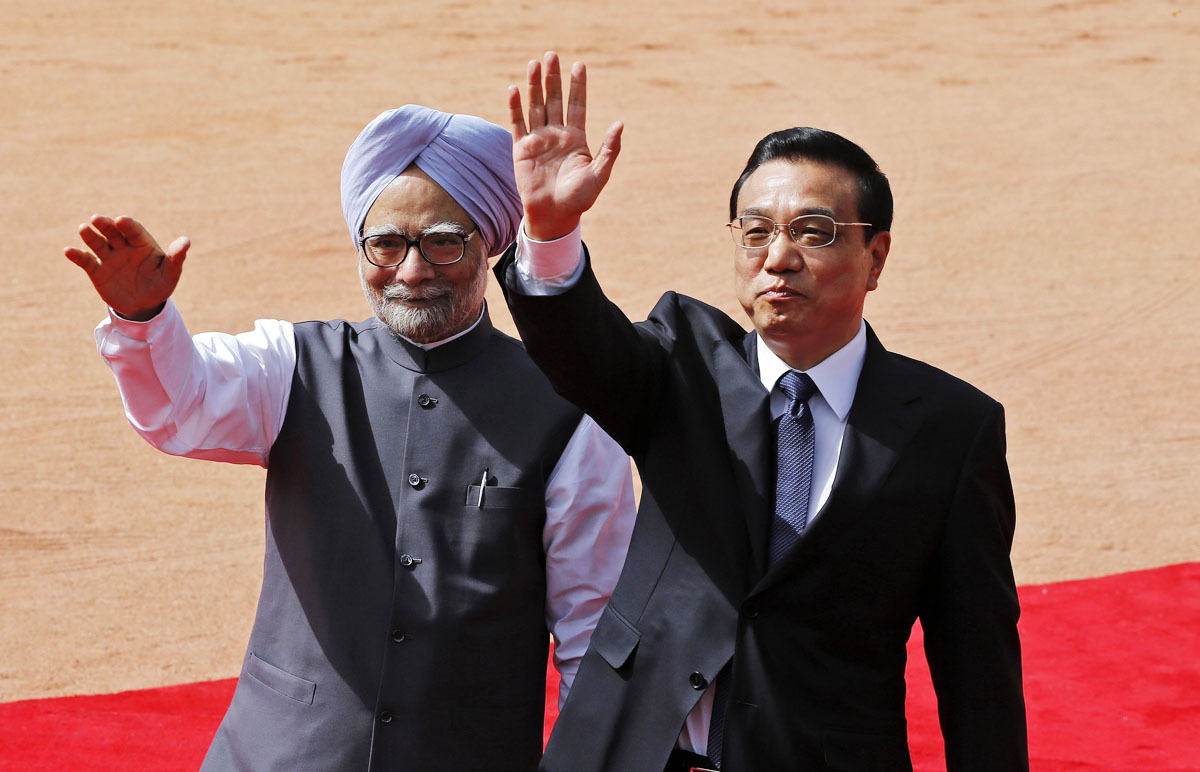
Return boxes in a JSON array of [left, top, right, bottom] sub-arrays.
[[779, 370, 818, 405]]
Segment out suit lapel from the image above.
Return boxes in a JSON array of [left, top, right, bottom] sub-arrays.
[[712, 332, 772, 575], [755, 324, 923, 587]]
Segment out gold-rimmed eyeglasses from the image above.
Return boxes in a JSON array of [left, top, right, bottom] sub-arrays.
[[727, 214, 872, 250]]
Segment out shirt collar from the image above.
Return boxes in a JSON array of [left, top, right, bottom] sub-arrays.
[[374, 303, 494, 373], [756, 319, 867, 421]]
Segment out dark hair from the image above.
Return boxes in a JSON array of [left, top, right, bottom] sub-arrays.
[[729, 127, 892, 240]]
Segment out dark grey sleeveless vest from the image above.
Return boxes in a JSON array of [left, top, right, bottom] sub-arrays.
[[201, 310, 581, 771]]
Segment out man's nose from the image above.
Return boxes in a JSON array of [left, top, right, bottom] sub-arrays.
[[394, 245, 436, 284], [763, 229, 805, 273]]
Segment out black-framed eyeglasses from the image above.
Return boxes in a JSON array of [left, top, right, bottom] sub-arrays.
[[727, 214, 872, 250], [359, 227, 478, 267]]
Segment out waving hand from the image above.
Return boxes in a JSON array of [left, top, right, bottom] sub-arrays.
[[508, 52, 623, 241], [64, 214, 189, 321]]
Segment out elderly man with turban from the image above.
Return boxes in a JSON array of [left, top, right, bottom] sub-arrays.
[[64, 106, 636, 771]]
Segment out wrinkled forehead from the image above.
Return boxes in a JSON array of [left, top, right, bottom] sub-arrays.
[[361, 165, 475, 233]]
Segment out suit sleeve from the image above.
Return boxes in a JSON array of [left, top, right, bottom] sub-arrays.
[[496, 242, 669, 455], [918, 402, 1030, 771]]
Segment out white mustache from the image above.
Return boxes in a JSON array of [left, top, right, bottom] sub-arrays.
[[382, 282, 452, 301]]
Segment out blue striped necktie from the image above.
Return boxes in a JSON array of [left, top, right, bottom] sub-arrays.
[[768, 370, 818, 566]]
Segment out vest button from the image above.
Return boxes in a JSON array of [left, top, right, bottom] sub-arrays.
[[688, 671, 708, 690], [391, 630, 406, 643], [379, 710, 393, 724], [408, 473, 422, 487], [417, 394, 437, 408]]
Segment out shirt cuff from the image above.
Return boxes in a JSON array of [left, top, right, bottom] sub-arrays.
[[102, 299, 175, 342], [513, 219, 586, 296]]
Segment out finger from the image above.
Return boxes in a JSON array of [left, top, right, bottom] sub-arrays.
[[566, 61, 587, 130], [63, 246, 100, 275], [592, 121, 624, 188], [77, 222, 111, 256], [544, 51, 564, 126], [162, 236, 190, 286], [526, 58, 546, 129], [508, 85, 528, 140], [113, 215, 157, 249], [90, 214, 128, 251]]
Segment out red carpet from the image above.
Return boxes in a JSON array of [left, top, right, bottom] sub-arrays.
[[905, 562, 1200, 771], [2, 563, 1197, 771]]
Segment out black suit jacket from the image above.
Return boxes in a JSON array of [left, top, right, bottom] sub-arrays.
[[497, 248, 1028, 772]]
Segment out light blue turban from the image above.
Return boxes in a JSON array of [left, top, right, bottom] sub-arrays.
[[340, 105, 523, 257]]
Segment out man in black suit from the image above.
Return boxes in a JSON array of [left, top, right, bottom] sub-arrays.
[[497, 52, 1029, 771]]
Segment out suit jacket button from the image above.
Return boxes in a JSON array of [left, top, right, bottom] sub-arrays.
[[408, 473, 422, 488], [743, 603, 760, 618], [379, 710, 393, 724], [391, 630, 406, 643], [399, 553, 422, 568], [689, 671, 708, 690], [417, 394, 437, 408]]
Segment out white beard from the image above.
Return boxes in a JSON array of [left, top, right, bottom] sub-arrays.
[[360, 257, 488, 344]]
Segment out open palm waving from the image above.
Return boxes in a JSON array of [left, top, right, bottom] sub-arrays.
[[508, 52, 624, 242], [64, 214, 190, 321]]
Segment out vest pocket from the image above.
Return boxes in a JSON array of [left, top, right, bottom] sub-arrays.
[[246, 652, 316, 705], [463, 484, 541, 509]]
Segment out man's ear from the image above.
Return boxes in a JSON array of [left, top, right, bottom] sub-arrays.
[[865, 230, 890, 292]]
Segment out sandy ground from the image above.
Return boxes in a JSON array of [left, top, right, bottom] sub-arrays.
[[1, 0, 1197, 703]]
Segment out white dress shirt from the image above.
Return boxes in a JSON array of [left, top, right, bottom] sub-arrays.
[[514, 222, 867, 753], [94, 299, 637, 706], [756, 321, 866, 526]]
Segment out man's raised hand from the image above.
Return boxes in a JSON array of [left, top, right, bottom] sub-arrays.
[[64, 215, 189, 321], [508, 52, 623, 241]]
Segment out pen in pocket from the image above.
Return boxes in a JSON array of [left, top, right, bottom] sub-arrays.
[[475, 467, 489, 507]]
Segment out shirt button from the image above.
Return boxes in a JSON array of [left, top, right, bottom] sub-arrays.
[[689, 671, 708, 690], [391, 630, 406, 643], [379, 710, 393, 724], [408, 473, 422, 488]]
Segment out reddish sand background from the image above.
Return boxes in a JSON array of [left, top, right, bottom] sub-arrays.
[[1, 0, 1197, 706]]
